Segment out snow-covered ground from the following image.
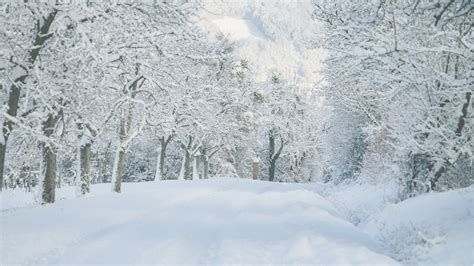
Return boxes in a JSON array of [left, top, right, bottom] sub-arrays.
[[2, 179, 472, 265], [1, 179, 397, 265], [324, 181, 474, 265]]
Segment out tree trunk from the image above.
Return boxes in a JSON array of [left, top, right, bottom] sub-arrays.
[[269, 134, 276, 181], [0, 142, 5, 191], [112, 147, 126, 193], [268, 132, 284, 182], [178, 154, 186, 180], [154, 145, 162, 181], [41, 142, 56, 204], [269, 158, 276, 182], [56, 153, 61, 189], [158, 138, 166, 180], [79, 142, 92, 195], [178, 137, 192, 180], [203, 156, 209, 179], [111, 97, 135, 192], [155, 136, 171, 181], [184, 149, 191, 180], [192, 154, 200, 180], [92, 151, 99, 184], [40, 113, 60, 204], [112, 112, 130, 193], [101, 141, 112, 183]]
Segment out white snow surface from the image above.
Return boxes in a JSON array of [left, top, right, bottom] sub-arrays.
[[325, 181, 474, 265], [196, 0, 325, 86], [364, 186, 474, 265], [1, 178, 397, 265]]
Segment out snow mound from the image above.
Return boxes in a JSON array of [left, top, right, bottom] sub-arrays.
[[1, 178, 397, 265], [364, 185, 474, 265], [322, 181, 474, 264]]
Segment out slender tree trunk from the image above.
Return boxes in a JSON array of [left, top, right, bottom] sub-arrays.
[[178, 136, 192, 180], [155, 136, 171, 181], [154, 146, 162, 181], [178, 149, 193, 179], [269, 134, 276, 181], [112, 124, 126, 193], [97, 151, 102, 184], [102, 141, 111, 183], [269, 158, 276, 182], [92, 151, 99, 184], [41, 142, 56, 204], [79, 142, 92, 195], [56, 153, 61, 189], [268, 132, 284, 182], [184, 149, 191, 180], [0, 142, 5, 191], [112, 100, 134, 193], [203, 156, 209, 179], [158, 138, 166, 180], [40, 113, 60, 204], [112, 120, 127, 193], [192, 154, 200, 180], [112, 147, 126, 193], [178, 153, 187, 180]]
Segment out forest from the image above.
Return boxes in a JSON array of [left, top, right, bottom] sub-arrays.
[[1, 1, 472, 265]]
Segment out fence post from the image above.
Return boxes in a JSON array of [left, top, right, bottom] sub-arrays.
[[252, 157, 260, 180]]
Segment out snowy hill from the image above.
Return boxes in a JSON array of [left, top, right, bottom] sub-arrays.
[[196, 0, 325, 86]]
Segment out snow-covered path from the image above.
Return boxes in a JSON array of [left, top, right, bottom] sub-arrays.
[[1, 179, 397, 265]]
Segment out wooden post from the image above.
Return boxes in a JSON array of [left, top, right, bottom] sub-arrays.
[[252, 156, 260, 180]]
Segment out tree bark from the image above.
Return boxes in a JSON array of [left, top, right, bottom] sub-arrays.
[[269, 134, 276, 181], [113, 121, 127, 192], [112, 98, 134, 192], [203, 156, 209, 179], [155, 135, 171, 181], [112, 147, 126, 193], [178, 136, 193, 180], [178, 154, 187, 180], [113, 119, 128, 193], [41, 142, 56, 204], [192, 153, 201, 180], [79, 142, 92, 195], [268, 132, 284, 182], [101, 141, 112, 183], [269, 157, 276, 182], [158, 138, 166, 180], [0, 142, 5, 191], [184, 149, 191, 180], [40, 113, 60, 204]]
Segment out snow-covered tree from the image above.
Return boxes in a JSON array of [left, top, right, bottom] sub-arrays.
[[313, 0, 473, 195]]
